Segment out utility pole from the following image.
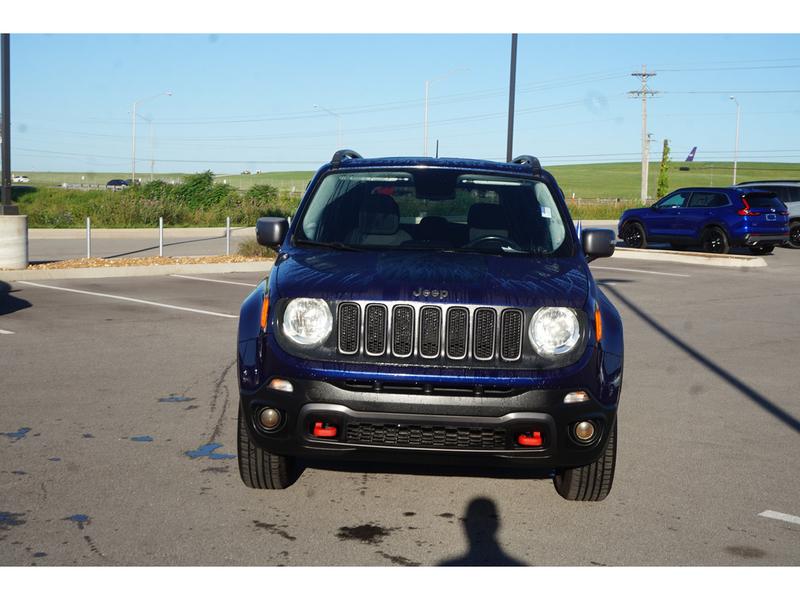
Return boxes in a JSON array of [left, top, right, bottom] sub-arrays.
[[629, 66, 658, 204], [730, 96, 741, 184], [1, 33, 14, 213], [506, 33, 518, 162], [644, 132, 654, 201]]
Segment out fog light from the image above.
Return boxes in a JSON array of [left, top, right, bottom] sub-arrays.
[[574, 421, 595, 442], [258, 408, 282, 430], [268, 378, 294, 393], [564, 391, 589, 404]]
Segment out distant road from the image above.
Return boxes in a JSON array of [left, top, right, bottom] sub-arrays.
[[28, 227, 255, 262]]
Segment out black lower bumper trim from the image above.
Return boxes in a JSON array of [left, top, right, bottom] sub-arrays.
[[240, 378, 617, 469]]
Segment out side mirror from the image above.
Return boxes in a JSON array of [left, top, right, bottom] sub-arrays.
[[582, 228, 615, 263], [256, 217, 288, 248]]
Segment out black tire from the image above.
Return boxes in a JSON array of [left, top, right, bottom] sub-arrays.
[[621, 222, 647, 249], [237, 404, 298, 489], [553, 420, 617, 502], [700, 226, 730, 254], [787, 222, 800, 249], [749, 245, 774, 256]]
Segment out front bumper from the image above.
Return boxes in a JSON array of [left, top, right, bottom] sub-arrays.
[[240, 377, 618, 469]]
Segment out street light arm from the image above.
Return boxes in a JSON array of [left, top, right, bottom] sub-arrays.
[[133, 91, 173, 108]]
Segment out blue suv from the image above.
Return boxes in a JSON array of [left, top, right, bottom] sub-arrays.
[[237, 151, 623, 501], [618, 186, 789, 254]]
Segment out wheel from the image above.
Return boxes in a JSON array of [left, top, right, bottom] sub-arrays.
[[787, 222, 800, 249], [553, 420, 617, 502], [749, 245, 774, 255], [237, 404, 298, 489], [621, 222, 646, 249], [700, 226, 730, 254]]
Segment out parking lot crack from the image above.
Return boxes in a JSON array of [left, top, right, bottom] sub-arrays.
[[209, 359, 236, 442]]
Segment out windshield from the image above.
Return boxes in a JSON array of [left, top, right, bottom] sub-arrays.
[[294, 170, 573, 256]]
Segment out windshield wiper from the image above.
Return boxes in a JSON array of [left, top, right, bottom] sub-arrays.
[[443, 247, 536, 257], [293, 239, 362, 252]]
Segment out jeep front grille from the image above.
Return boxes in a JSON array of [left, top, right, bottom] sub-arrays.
[[335, 301, 526, 362]]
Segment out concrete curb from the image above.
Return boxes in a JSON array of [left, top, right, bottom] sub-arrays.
[[1, 260, 274, 282], [612, 247, 767, 268]]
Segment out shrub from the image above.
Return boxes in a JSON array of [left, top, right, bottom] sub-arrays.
[[237, 238, 276, 258]]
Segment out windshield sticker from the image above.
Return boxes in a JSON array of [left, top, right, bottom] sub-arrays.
[[541, 206, 552, 219]]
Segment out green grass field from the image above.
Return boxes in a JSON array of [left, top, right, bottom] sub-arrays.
[[16, 162, 800, 201]]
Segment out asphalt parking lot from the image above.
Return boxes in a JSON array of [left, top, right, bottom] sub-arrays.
[[1, 249, 799, 566]]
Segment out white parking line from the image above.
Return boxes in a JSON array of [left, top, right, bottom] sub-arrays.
[[0, 329, 14, 334], [591, 266, 690, 278], [170, 274, 257, 287], [758, 510, 800, 526], [20, 281, 238, 319]]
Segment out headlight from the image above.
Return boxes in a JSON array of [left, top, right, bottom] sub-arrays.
[[529, 307, 580, 356], [282, 298, 333, 346]]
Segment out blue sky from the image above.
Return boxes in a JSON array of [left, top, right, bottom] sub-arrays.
[[8, 33, 800, 174]]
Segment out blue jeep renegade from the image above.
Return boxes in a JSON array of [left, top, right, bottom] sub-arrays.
[[237, 151, 624, 501]]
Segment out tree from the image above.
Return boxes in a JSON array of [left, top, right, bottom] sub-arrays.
[[656, 139, 671, 199]]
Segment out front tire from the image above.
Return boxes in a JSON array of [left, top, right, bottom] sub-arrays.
[[553, 420, 617, 502], [237, 404, 298, 489], [700, 226, 730, 254], [621, 222, 647, 249]]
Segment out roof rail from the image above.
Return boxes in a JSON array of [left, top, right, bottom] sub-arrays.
[[330, 149, 363, 168], [511, 154, 542, 174]]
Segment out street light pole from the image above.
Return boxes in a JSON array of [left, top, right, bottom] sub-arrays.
[[131, 91, 172, 184], [506, 33, 518, 162], [423, 68, 468, 156], [314, 104, 342, 149], [730, 96, 740, 185]]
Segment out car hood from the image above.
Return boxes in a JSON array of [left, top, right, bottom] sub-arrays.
[[273, 248, 590, 309]]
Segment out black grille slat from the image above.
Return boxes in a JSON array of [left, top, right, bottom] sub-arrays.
[[500, 309, 523, 361], [392, 305, 414, 357], [337, 303, 360, 354], [365, 304, 387, 355], [446, 308, 469, 359], [473, 308, 497, 360], [345, 422, 507, 450], [419, 307, 442, 358]]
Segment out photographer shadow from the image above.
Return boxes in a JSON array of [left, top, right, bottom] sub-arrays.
[[438, 497, 526, 566]]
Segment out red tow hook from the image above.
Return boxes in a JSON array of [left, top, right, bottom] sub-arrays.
[[312, 421, 338, 438], [517, 431, 543, 447]]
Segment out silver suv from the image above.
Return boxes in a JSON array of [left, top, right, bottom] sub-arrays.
[[737, 181, 800, 249]]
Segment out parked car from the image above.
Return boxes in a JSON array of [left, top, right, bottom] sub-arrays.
[[736, 181, 800, 249], [105, 179, 131, 190], [236, 150, 624, 501], [11, 175, 29, 183], [618, 186, 789, 255]]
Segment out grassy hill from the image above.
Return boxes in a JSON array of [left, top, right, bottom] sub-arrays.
[[15, 162, 800, 202]]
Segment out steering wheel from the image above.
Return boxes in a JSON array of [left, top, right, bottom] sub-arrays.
[[462, 235, 523, 251]]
